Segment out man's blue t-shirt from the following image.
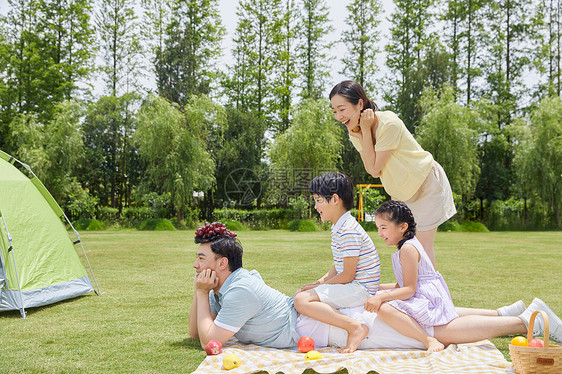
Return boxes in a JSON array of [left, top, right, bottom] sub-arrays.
[[209, 268, 300, 349]]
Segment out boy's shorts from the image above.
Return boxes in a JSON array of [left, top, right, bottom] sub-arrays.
[[403, 161, 457, 231], [313, 282, 370, 309]]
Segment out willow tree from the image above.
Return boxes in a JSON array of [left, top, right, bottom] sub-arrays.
[[514, 96, 562, 228], [134, 95, 215, 221], [417, 84, 481, 199], [268, 98, 342, 202]]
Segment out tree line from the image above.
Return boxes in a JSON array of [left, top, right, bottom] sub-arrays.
[[0, 0, 560, 229]]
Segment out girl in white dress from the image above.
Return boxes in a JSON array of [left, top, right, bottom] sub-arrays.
[[365, 200, 458, 352]]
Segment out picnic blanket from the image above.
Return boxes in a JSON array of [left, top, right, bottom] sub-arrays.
[[192, 339, 515, 374]]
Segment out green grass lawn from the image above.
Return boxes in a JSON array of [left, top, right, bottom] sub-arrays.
[[1, 230, 561, 373]]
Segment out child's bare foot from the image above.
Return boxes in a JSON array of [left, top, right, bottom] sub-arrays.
[[339, 323, 369, 353], [425, 337, 444, 352]]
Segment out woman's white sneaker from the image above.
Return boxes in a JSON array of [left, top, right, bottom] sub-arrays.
[[497, 300, 526, 316], [518, 298, 562, 344]]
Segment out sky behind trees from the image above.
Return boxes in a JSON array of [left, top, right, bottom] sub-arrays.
[[0, 0, 394, 103], [216, 0, 393, 103]]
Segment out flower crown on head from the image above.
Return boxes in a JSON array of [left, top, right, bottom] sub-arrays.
[[195, 221, 237, 242]]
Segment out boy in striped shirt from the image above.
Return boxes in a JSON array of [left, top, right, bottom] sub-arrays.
[[294, 172, 381, 353]]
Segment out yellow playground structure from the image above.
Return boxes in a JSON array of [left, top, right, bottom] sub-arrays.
[[356, 184, 383, 222]]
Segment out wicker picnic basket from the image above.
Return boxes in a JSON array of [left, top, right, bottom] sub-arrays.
[[509, 310, 562, 374]]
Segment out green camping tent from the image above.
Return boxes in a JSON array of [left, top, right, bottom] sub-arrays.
[[0, 150, 99, 318]]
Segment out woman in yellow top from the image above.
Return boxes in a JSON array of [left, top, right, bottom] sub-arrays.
[[329, 80, 456, 268]]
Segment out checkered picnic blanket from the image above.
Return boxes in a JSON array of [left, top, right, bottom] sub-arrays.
[[191, 339, 515, 374]]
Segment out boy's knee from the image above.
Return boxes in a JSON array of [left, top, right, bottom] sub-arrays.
[[294, 290, 317, 309]]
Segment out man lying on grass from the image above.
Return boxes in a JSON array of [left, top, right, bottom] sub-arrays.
[[188, 222, 562, 351]]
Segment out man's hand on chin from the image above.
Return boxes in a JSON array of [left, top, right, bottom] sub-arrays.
[[195, 269, 219, 293]]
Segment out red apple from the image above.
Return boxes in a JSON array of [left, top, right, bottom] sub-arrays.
[[297, 336, 315, 353], [205, 339, 223, 355], [529, 339, 544, 348]]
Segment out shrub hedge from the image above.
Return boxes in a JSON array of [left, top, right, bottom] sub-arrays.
[[73, 219, 105, 231], [288, 219, 317, 232], [438, 220, 489, 232], [223, 220, 245, 231], [139, 218, 176, 231], [213, 208, 289, 230]]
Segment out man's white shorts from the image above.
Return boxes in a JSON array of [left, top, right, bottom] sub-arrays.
[[314, 282, 370, 309], [295, 306, 432, 350]]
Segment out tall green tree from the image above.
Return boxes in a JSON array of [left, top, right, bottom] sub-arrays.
[[155, 0, 225, 105], [81, 94, 140, 212], [0, 25, 11, 149], [134, 95, 214, 220], [96, 0, 142, 96], [340, 0, 383, 94], [90, 0, 142, 211], [472, 0, 533, 211], [141, 0, 171, 84], [270, 0, 298, 134], [223, 0, 283, 129], [296, 0, 334, 100], [0, 0, 94, 143], [482, 0, 533, 128], [385, 0, 436, 131], [38, 0, 95, 100], [473, 98, 517, 213], [440, 0, 489, 105], [213, 107, 267, 207], [514, 96, 562, 228], [531, 0, 561, 98]]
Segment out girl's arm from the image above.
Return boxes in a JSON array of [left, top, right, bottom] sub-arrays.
[[352, 110, 392, 178], [364, 244, 420, 312], [377, 282, 400, 291]]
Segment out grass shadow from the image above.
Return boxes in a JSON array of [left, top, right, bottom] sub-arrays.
[[169, 337, 203, 349], [0, 294, 92, 319]]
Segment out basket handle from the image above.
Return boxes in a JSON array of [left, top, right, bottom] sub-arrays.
[[527, 310, 550, 348]]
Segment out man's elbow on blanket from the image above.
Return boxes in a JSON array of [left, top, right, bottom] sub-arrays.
[[198, 324, 237, 349], [189, 328, 199, 340]]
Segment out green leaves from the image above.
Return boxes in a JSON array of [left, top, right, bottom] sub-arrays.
[[340, 0, 383, 93], [417, 84, 480, 199], [268, 98, 342, 180], [155, 0, 225, 104], [514, 96, 562, 227], [134, 95, 215, 219]]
